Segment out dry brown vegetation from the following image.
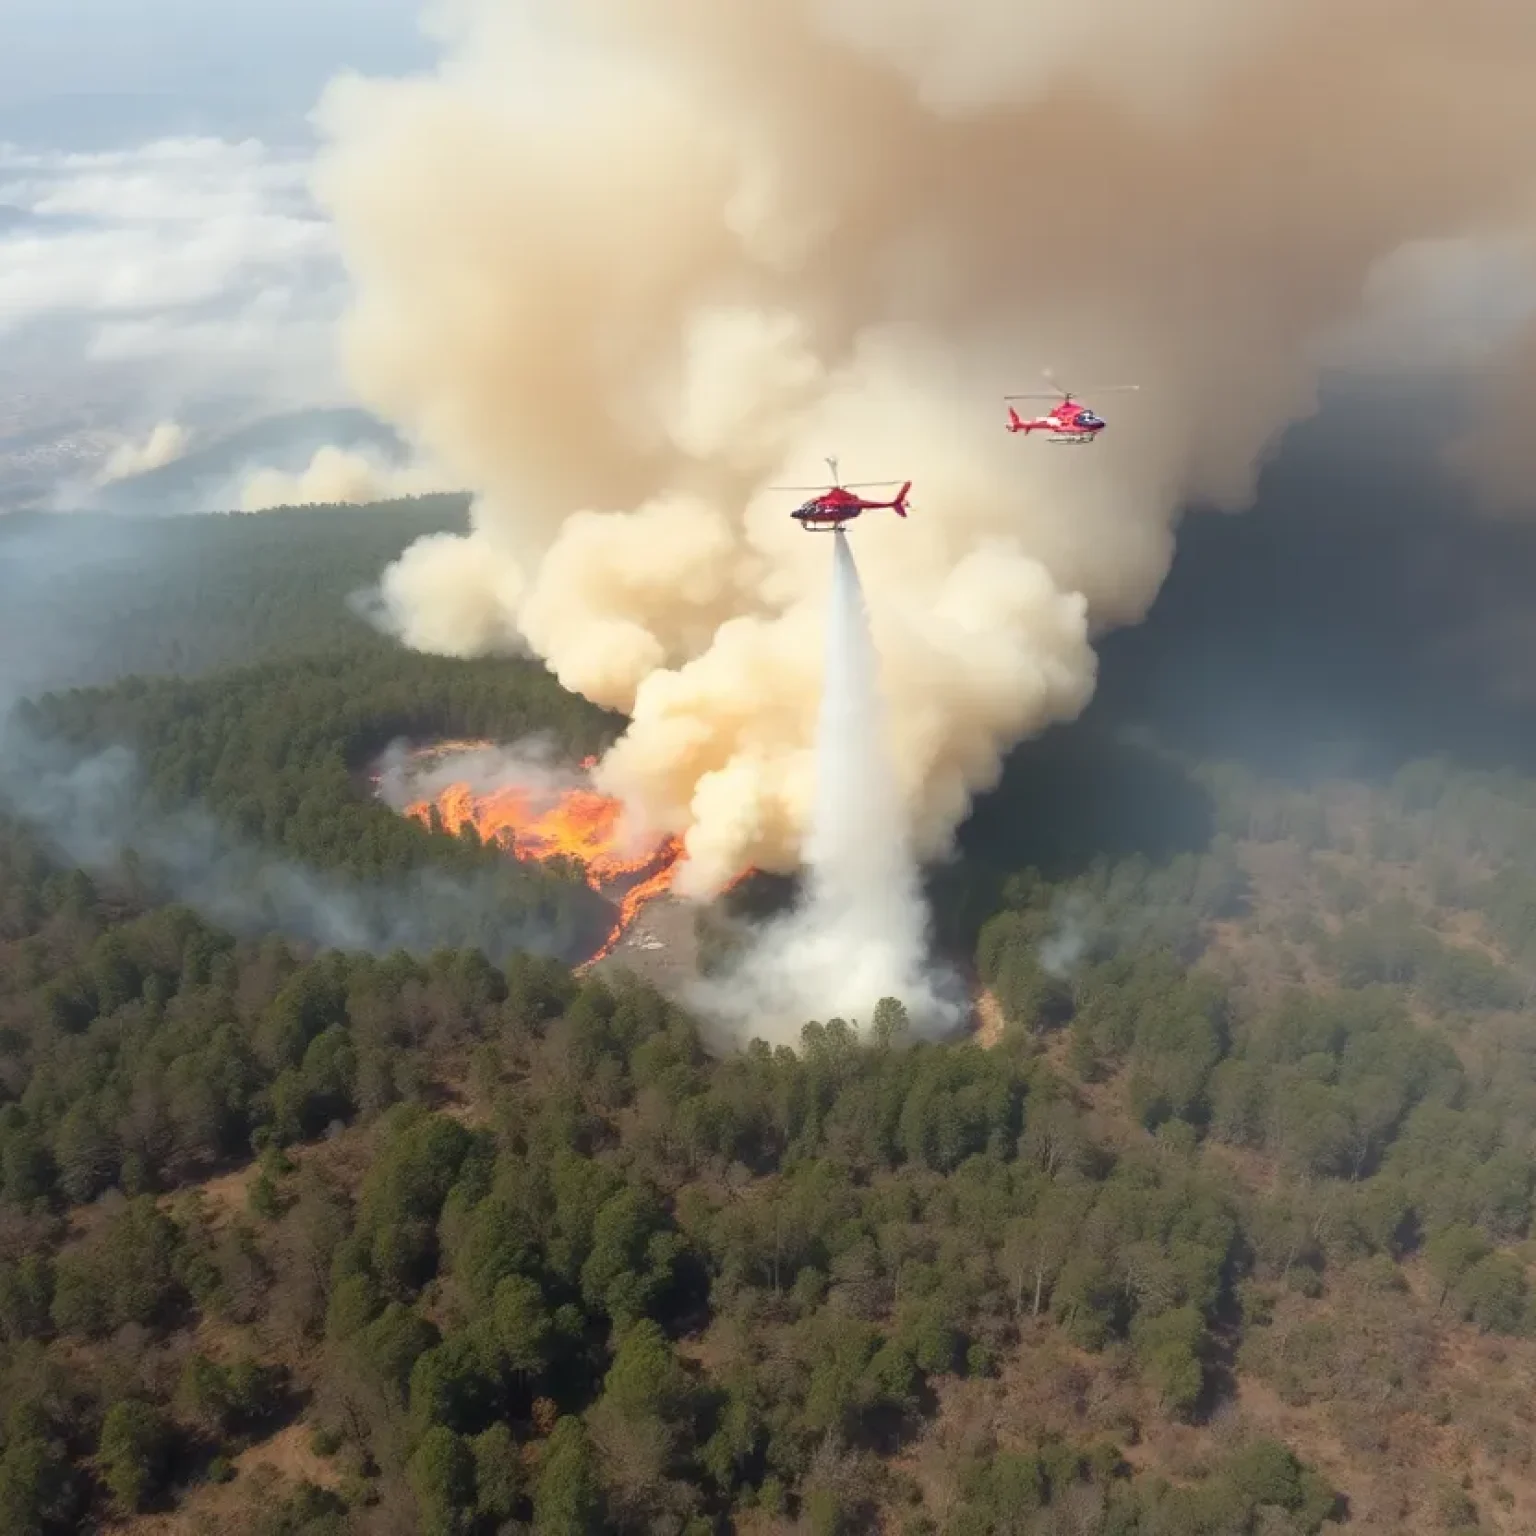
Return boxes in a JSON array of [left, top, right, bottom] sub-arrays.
[[13, 719, 1536, 1534]]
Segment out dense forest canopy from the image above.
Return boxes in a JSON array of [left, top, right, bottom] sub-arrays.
[[5, 438, 1536, 1532], [2, 648, 622, 967], [0, 497, 470, 699]]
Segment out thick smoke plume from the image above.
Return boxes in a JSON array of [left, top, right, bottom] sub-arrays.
[[240, 444, 451, 511], [303, 0, 1536, 896], [693, 532, 961, 1041], [1448, 294, 1536, 516], [95, 421, 190, 485], [373, 735, 577, 816]]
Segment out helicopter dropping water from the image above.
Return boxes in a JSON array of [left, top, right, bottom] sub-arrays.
[[688, 519, 961, 1043], [773, 456, 913, 532]]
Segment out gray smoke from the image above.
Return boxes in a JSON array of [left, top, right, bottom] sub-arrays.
[[1038, 890, 1095, 980], [0, 721, 592, 962], [374, 732, 582, 813]]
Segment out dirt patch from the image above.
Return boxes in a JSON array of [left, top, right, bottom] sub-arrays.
[[893, 1299, 1536, 1535], [124, 1423, 342, 1536], [171, 1164, 261, 1227], [228, 1421, 341, 1492], [973, 989, 1006, 1049], [586, 891, 702, 994]]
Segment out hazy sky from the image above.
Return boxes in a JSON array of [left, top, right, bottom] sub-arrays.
[[0, 0, 434, 148], [0, 0, 444, 508]]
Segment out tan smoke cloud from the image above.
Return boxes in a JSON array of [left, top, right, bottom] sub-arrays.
[[96, 420, 189, 484], [239, 444, 451, 512], [308, 0, 1536, 894], [1446, 298, 1536, 516]]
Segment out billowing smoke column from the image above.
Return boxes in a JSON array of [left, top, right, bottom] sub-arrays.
[[240, 444, 452, 511], [693, 531, 961, 1040], [304, 0, 1536, 900], [96, 421, 189, 485]]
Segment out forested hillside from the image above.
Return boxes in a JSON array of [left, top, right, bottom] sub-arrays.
[[3, 646, 621, 966], [0, 498, 469, 697], [5, 482, 1536, 1533]]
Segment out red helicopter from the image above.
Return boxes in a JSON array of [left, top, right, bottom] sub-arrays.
[[1005, 371, 1140, 443], [773, 457, 911, 532]]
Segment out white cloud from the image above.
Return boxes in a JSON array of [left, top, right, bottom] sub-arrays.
[[0, 134, 352, 504], [0, 137, 337, 326]]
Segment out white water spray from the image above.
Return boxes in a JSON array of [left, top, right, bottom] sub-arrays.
[[690, 531, 963, 1046], [804, 533, 930, 999]]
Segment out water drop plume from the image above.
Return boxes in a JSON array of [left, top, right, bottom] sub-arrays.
[[690, 530, 962, 1044]]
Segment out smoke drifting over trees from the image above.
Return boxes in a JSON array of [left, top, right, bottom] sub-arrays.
[[297, 0, 1536, 898], [239, 443, 451, 511], [0, 634, 621, 968], [0, 728, 598, 962]]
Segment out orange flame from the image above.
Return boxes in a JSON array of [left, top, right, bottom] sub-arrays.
[[403, 755, 684, 963]]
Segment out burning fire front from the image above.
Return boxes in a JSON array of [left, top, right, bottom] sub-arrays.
[[401, 753, 684, 964]]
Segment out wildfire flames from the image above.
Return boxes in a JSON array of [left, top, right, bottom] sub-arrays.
[[403, 754, 684, 963]]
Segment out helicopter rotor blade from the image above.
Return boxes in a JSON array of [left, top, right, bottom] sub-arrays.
[[1023, 366, 1140, 394], [1005, 385, 1140, 399], [768, 479, 906, 491]]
